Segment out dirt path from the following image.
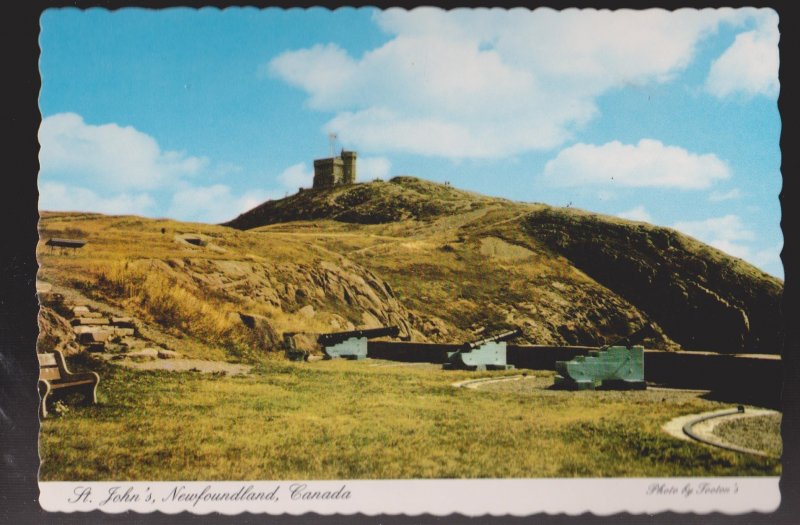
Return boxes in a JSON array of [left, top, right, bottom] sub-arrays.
[[110, 358, 251, 376]]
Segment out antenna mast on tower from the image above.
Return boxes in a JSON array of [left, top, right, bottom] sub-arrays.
[[328, 132, 338, 157]]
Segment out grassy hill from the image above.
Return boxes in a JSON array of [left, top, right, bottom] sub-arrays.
[[38, 176, 782, 364], [226, 176, 783, 355]]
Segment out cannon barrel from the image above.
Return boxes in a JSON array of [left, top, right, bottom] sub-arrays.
[[463, 328, 522, 351], [317, 326, 400, 346], [604, 323, 652, 350]]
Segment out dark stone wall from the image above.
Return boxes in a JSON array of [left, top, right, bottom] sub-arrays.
[[367, 341, 782, 406]]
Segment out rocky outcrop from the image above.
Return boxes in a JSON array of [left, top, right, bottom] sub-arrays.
[[238, 312, 280, 348], [523, 209, 782, 354], [188, 257, 419, 340], [37, 304, 80, 356]]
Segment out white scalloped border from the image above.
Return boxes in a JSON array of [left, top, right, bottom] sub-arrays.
[[39, 478, 780, 516]]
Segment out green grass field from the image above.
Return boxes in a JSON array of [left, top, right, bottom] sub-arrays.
[[39, 357, 780, 481]]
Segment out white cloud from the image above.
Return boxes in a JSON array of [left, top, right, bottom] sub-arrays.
[[269, 44, 360, 111], [278, 162, 315, 190], [358, 156, 392, 180], [39, 113, 207, 190], [543, 139, 730, 189], [39, 182, 155, 216], [37, 113, 278, 223], [672, 215, 784, 278], [750, 243, 783, 271], [709, 188, 743, 201], [672, 214, 757, 261], [677, 224, 783, 278], [706, 10, 779, 98], [167, 184, 275, 224], [617, 205, 653, 223], [268, 8, 757, 159]]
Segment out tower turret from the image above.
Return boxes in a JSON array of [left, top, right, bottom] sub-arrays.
[[341, 150, 357, 185]]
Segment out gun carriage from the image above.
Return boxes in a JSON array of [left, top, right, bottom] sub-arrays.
[[318, 326, 400, 360], [554, 326, 649, 390], [443, 328, 521, 371]]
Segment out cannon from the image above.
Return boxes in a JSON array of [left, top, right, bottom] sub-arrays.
[[553, 326, 650, 390], [318, 326, 400, 360], [443, 328, 521, 371]]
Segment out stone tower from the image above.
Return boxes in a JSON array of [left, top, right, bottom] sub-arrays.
[[312, 150, 357, 189]]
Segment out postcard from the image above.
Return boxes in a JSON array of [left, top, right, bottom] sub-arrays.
[[33, 5, 785, 518]]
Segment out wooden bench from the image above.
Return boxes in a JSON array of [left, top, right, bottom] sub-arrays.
[[38, 350, 100, 418]]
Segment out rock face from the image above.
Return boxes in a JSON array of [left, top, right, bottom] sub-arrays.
[[523, 209, 782, 354], [283, 332, 321, 355], [196, 258, 417, 340], [38, 305, 80, 356], [238, 312, 280, 348]]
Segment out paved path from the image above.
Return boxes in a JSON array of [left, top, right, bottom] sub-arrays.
[[662, 407, 780, 457], [451, 374, 529, 389]]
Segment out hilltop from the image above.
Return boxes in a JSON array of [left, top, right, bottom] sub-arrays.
[[38, 177, 783, 365], [225, 176, 496, 228]]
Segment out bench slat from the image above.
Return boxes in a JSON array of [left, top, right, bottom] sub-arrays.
[[50, 379, 95, 388], [39, 367, 61, 381], [38, 353, 57, 366]]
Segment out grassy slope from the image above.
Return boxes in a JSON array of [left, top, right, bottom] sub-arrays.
[[38, 211, 414, 361], [38, 177, 783, 354], [39, 357, 779, 480]]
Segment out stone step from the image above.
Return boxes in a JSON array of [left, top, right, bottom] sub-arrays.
[[72, 305, 90, 316], [111, 317, 135, 328], [73, 325, 111, 335], [75, 324, 133, 335], [78, 330, 114, 344], [71, 317, 110, 326]]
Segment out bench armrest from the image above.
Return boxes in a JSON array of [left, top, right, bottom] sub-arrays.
[[66, 371, 100, 383], [51, 350, 100, 384]]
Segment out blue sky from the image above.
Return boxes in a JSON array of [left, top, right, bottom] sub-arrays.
[[38, 7, 782, 278]]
